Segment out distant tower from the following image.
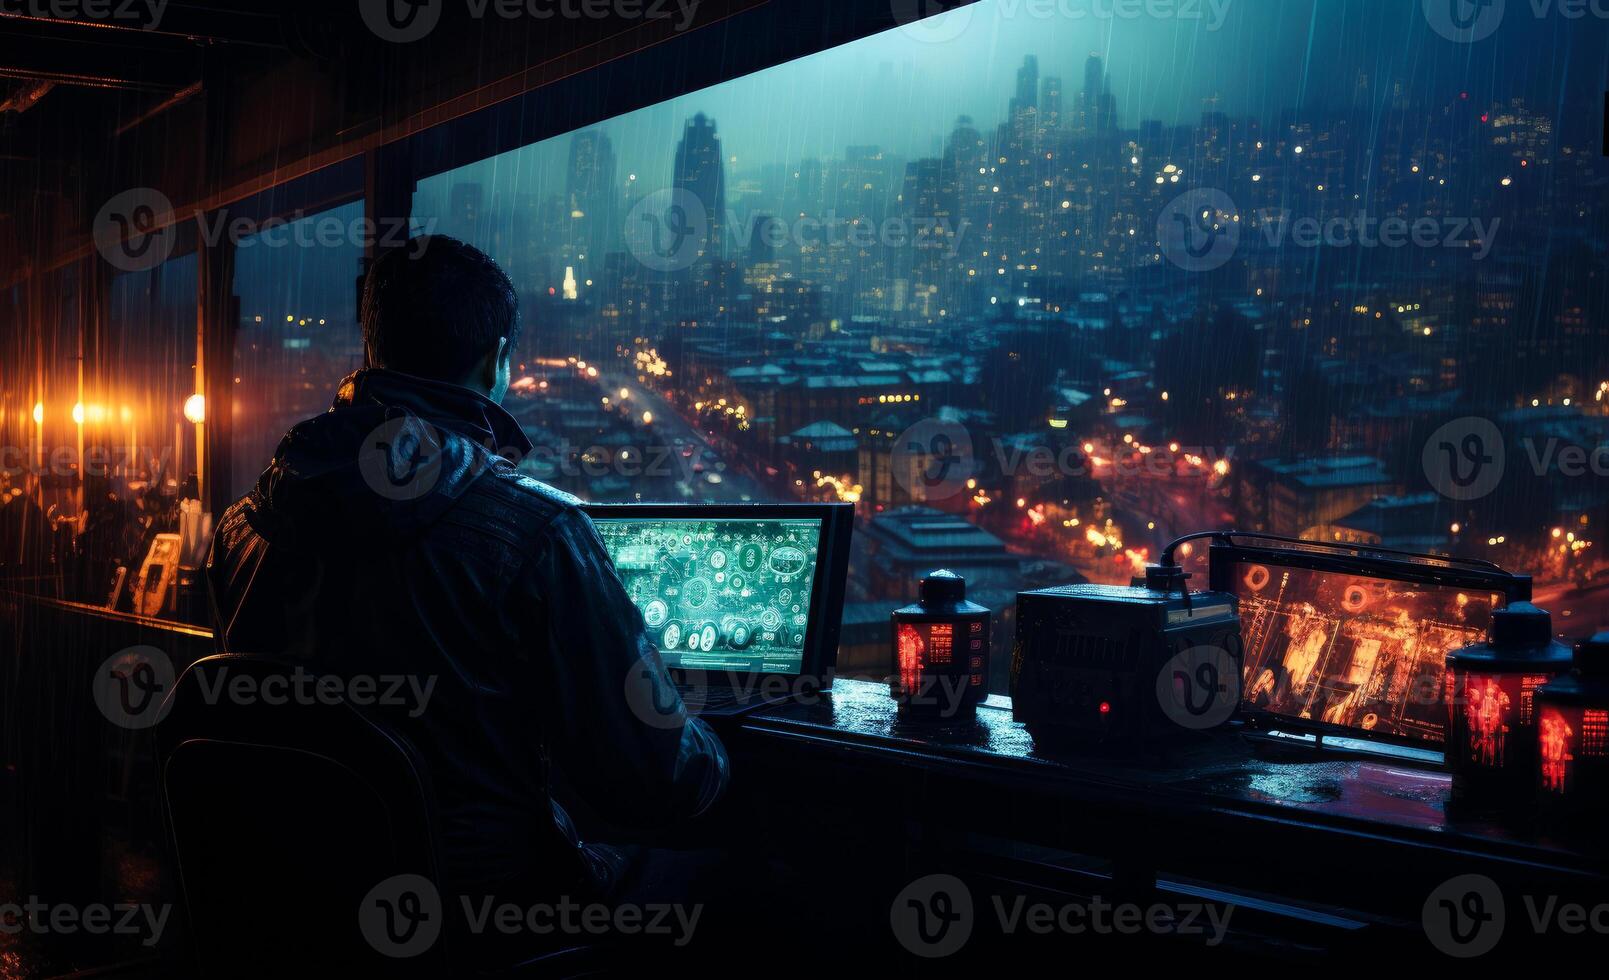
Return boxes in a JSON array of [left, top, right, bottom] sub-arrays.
[[1080, 55, 1116, 136], [672, 112, 727, 270], [1040, 75, 1063, 131], [1013, 55, 1039, 114], [565, 130, 618, 258], [449, 183, 483, 230]]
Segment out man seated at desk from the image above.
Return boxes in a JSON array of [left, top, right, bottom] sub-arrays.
[[206, 235, 728, 936]]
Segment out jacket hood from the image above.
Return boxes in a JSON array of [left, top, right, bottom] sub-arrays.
[[246, 369, 534, 550]]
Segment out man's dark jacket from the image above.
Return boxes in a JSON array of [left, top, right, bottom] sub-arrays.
[[207, 368, 728, 895]]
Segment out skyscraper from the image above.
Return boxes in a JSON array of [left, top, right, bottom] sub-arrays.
[[1080, 55, 1116, 136], [1040, 75, 1063, 132], [565, 130, 618, 265], [673, 112, 727, 272], [1014, 55, 1039, 114]]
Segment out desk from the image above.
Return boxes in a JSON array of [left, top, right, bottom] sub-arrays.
[[726, 678, 1608, 960]]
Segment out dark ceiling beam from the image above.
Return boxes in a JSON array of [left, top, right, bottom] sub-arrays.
[[0, 78, 53, 112], [0, 2, 284, 47], [0, 25, 202, 92]]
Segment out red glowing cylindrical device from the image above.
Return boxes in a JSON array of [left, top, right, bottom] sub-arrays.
[[1535, 632, 1609, 823], [1444, 602, 1572, 803]]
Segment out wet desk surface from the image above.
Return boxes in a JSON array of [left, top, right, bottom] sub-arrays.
[[738, 678, 1603, 877]]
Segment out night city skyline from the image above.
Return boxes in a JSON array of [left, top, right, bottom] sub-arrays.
[[393, 3, 1609, 659]]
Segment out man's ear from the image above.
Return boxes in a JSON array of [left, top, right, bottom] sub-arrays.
[[477, 336, 510, 391]]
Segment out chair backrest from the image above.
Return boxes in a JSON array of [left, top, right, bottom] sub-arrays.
[[155, 654, 453, 977]]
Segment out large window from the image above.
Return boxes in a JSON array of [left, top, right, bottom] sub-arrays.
[[405, 0, 1606, 684], [228, 200, 366, 502]]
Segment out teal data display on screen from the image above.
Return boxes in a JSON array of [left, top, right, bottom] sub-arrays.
[[593, 517, 823, 675]]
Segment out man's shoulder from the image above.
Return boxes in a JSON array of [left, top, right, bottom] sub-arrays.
[[457, 460, 588, 542]]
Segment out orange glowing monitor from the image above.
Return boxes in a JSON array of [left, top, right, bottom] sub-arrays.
[[1209, 536, 1527, 749]]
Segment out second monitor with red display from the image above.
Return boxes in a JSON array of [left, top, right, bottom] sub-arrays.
[[1208, 536, 1529, 750]]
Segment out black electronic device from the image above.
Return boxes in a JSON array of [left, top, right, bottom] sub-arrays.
[[1206, 532, 1531, 755], [584, 502, 853, 716], [1011, 554, 1242, 746]]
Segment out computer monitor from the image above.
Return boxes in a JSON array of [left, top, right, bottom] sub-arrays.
[[583, 503, 853, 682], [1209, 537, 1529, 749]]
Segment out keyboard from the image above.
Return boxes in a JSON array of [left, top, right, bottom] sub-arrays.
[[676, 684, 747, 714]]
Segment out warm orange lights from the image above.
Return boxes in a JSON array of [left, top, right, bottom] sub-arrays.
[[183, 393, 207, 424], [31, 402, 43, 424]]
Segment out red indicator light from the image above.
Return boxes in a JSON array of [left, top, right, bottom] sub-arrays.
[[1099, 701, 1111, 715]]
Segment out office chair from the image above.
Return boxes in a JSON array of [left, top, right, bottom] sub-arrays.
[[154, 654, 605, 978]]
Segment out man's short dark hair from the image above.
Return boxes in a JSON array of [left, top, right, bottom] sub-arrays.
[[361, 235, 520, 382]]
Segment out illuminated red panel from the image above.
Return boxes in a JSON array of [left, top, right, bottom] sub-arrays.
[[1539, 706, 1575, 795], [1450, 672, 1544, 770], [1537, 707, 1609, 796], [897, 623, 925, 696]]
